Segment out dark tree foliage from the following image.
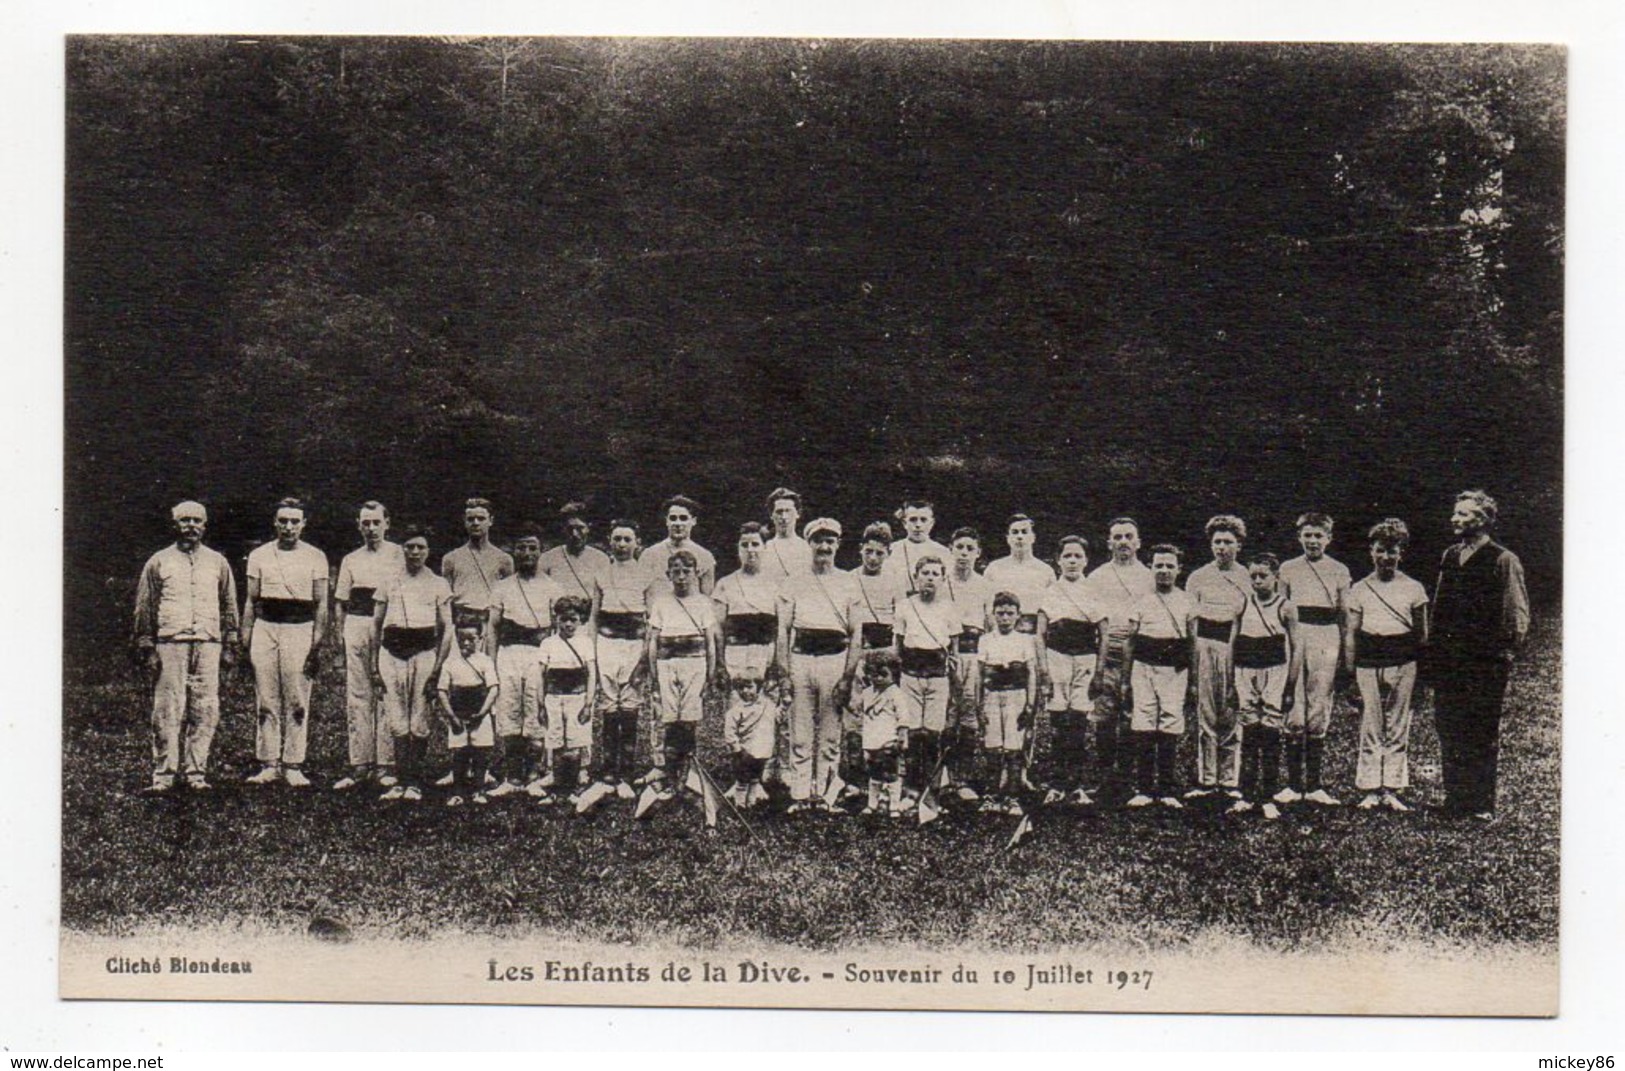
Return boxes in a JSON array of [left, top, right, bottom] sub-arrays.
[[65, 38, 1563, 649]]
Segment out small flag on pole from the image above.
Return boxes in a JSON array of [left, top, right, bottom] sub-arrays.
[[634, 784, 660, 820], [684, 765, 705, 798], [700, 775, 720, 829], [1004, 813, 1034, 851], [917, 788, 941, 825]]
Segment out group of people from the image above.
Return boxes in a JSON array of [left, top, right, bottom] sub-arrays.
[[130, 487, 1529, 823]]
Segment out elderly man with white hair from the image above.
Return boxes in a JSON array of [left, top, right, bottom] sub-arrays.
[[131, 500, 240, 794]]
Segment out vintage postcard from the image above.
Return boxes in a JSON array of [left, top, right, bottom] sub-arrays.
[[60, 36, 1562, 1014]]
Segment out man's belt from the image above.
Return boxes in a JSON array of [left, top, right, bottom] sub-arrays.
[[1195, 617, 1233, 643], [1356, 630, 1417, 669], [1135, 635, 1187, 667], [955, 630, 982, 655], [1234, 633, 1288, 669], [448, 683, 487, 720], [900, 646, 949, 679], [860, 621, 894, 649], [597, 610, 645, 641], [382, 625, 438, 660], [792, 628, 848, 657], [545, 666, 589, 693], [723, 613, 776, 647], [497, 620, 547, 647], [344, 588, 377, 615], [1045, 618, 1099, 656], [1297, 605, 1339, 627], [257, 598, 315, 625], [657, 634, 707, 659], [983, 662, 1030, 691]]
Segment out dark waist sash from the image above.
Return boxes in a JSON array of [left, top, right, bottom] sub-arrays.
[[1234, 633, 1288, 669], [545, 666, 589, 693], [860, 621, 893, 649], [344, 587, 377, 615], [597, 610, 645, 641], [448, 683, 487, 720], [1298, 605, 1339, 627], [1195, 617, 1233, 643], [955, 630, 982, 655], [793, 628, 848, 657], [1356, 630, 1417, 669], [1135, 635, 1187, 668], [382, 625, 438, 660], [900, 646, 949, 678], [658, 634, 707, 659], [724, 613, 776, 647], [984, 662, 1030, 691], [1045, 618, 1099, 656], [258, 597, 315, 625], [497, 620, 547, 647], [1016, 613, 1038, 634]]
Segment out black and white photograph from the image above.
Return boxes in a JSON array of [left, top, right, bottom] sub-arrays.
[[56, 34, 1564, 1015]]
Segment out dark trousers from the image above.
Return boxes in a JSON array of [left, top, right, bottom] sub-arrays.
[[599, 708, 640, 781], [1433, 659, 1511, 814]]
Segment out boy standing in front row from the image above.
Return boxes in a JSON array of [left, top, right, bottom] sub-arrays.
[[437, 624, 499, 807], [1345, 519, 1430, 813], [856, 652, 906, 817], [979, 592, 1040, 815], [1184, 515, 1250, 799], [722, 674, 775, 808], [538, 596, 598, 810], [1231, 553, 1301, 819], [1123, 545, 1195, 809], [589, 520, 653, 799], [1278, 512, 1351, 805]]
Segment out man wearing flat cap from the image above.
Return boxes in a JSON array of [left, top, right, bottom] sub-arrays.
[[132, 501, 240, 793]]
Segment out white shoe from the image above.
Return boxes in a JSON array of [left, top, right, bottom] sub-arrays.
[[1183, 786, 1213, 800], [744, 782, 769, 808], [1159, 796, 1185, 810], [616, 781, 636, 800], [537, 772, 557, 789], [435, 772, 455, 787], [401, 786, 423, 802], [1042, 788, 1066, 807], [246, 765, 281, 785], [634, 767, 665, 787], [446, 795, 465, 808], [1262, 802, 1282, 820], [1227, 799, 1255, 815], [185, 776, 212, 792], [486, 771, 500, 786], [1356, 793, 1383, 810], [1126, 793, 1155, 808], [1382, 792, 1411, 813], [1223, 789, 1244, 801], [573, 781, 614, 814], [379, 785, 405, 801], [375, 772, 399, 789], [1304, 789, 1341, 806], [471, 792, 490, 805], [282, 768, 312, 789], [487, 780, 523, 799], [1004, 799, 1026, 816], [979, 797, 1003, 813], [1069, 788, 1094, 806], [955, 785, 980, 803], [1272, 787, 1302, 804], [534, 791, 558, 807], [332, 775, 362, 792]]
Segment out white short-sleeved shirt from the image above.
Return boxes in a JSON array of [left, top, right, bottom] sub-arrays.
[[894, 594, 960, 652], [943, 570, 994, 633], [538, 633, 595, 675], [247, 540, 329, 601], [647, 592, 717, 639], [1129, 589, 1196, 640], [1186, 562, 1252, 622], [335, 542, 405, 603], [593, 559, 655, 615], [492, 572, 566, 630], [981, 628, 1036, 671], [713, 570, 783, 620], [441, 543, 515, 613], [1039, 577, 1107, 624], [1346, 573, 1428, 636], [438, 650, 497, 692], [1279, 554, 1352, 614], [760, 536, 813, 581], [1085, 559, 1156, 625], [779, 571, 861, 633], [849, 569, 901, 628], [539, 544, 612, 603], [882, 538, 954, 596], [983, 556, 1056, 617], [380, 569, 452, 630], [640, 539, 718, 594]]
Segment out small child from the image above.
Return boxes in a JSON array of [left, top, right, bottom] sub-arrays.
[[437, 625, 500, 807], [538, 596, 599, 809], [722, 675, 775, 808], [979, 593, 1039, 815], [857, 652, 906, 817], [1231, 553, 1301, 819]]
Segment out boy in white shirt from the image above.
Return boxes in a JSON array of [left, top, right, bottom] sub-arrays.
[[979, 593, 1040, 815], [1123, 546, 1196, 809], [437, 625, 499, 807], [538, 596, 598, 809]]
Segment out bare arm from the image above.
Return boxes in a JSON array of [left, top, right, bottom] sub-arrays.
[[1343, 603, 1363, 674], [241, 575, 261, 648]]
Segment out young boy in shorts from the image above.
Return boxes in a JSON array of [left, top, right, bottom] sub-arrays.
[[944, 527, 994, 801], [589, 520, 653, 799], [856, 651, 906, 817], [437, 624, 500, 807], [722, 674, 776, 808], [1278, 512, 1351, 805], [643, 550, 720, 805], [893, 556, 961, 807], [1231, 553, 1301, 819], [1035, 535, 1109, 805], [845, 522, 900, 793], [979, 592, 1040, 815], [537, 596, 598, 810], [1123, 546, 1196, 809]]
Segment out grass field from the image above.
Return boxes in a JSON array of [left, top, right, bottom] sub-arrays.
[[60, 618, 1559, 955]]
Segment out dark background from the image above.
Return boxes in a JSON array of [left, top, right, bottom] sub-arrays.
[[64, 38, 1563, 654]]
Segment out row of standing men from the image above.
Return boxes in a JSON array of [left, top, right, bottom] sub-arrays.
[[130, 488, 1528, 821]]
